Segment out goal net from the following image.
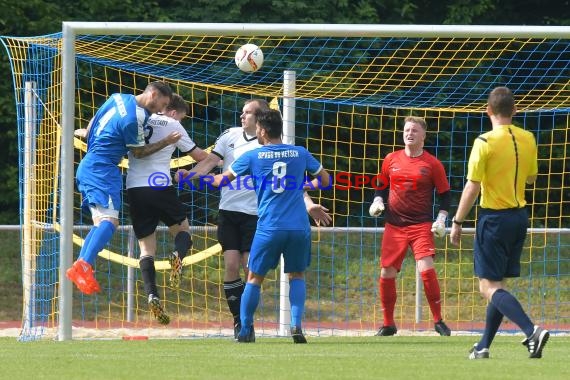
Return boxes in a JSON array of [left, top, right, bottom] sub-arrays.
[[1, 23, 568, 341]]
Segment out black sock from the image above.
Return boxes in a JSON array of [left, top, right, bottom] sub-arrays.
[[140, 256, 158, 297], [224, 279, 245, 324], [479, 302, 503, 349], [174, 231, 192, 260], [491, 289, 534, 337]]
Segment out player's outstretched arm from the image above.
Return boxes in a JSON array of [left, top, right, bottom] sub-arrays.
[[304, 192, 332, 226], [188, 153, 221, 176], [174, 169, 193, 186], [74, 118, 94, 139], [130, 131, 182, 158], [174, 152, 222, 187], [189, 146, 209, 163], [307, 168, 331, 190], [212, 170, 236, 187], [74, 128, 88, 139]]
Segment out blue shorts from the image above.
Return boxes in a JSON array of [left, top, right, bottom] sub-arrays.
[[247, 228, 311, 276], [76, 159, 122, 211], [474, 208, 528, 281]]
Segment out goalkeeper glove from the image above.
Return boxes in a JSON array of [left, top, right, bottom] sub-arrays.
[[431, 212, 447, 238], [369, 196, 385, 217]]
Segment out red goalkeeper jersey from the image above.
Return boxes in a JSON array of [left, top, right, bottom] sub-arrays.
[[380, 150, 449, 226]]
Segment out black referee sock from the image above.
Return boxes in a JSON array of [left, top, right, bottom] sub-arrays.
[[224, 279, 245, 324], [174, 231, 192, 260], [140, 255, 158, 297]]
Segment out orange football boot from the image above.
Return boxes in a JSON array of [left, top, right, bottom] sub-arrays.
[[66, 259, 101, 295]]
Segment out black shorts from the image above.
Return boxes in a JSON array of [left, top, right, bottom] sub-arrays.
[[127, 186, 188, 239], [217, 209, 258, 253]]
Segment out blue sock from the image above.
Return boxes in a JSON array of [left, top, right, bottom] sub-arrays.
[[289, 278, 306, 328], [239, 283, 261, 336], [478, 303, 503, 350], [78, 226, 98, 261], [82, 220, 116, 266], [491, 289, 534, 337]]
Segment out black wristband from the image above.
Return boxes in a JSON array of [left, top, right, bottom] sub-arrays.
[[452, 217, 463, 226]]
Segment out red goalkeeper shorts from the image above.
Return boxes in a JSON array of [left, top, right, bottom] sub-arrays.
[[380, 222, 435, 271]]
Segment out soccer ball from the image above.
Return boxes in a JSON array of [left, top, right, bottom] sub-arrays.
[[235, 43, 264, 73]]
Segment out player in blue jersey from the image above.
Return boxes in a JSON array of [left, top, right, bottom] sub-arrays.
[[67, 81, 181, 295], [209, 109, 331, 343]]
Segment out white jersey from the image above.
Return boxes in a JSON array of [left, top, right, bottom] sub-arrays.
[[126, 113, 197, 189], [213, 127, 260, 215]]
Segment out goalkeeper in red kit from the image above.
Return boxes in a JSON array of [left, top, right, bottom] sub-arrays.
[[369, 116, 451, 336]]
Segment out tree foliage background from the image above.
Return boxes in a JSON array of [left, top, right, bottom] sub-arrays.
[[0, 0, 568, 223]]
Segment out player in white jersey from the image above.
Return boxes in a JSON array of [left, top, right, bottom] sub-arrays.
[[177, 99, 331, 339], [126, 94, 207, 324], [67, 82, 180, 296]]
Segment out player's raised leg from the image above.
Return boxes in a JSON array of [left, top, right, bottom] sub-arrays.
[[67, 208, 118, 294], [169, 229, 192, 288]]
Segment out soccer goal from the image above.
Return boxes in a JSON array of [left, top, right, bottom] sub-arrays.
[[1, 23, 569, 341]]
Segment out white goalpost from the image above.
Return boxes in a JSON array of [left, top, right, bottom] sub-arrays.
[[23, 81, 37, 332]]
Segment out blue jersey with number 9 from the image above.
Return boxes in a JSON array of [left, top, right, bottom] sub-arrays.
[[229, 144, 322, 230]]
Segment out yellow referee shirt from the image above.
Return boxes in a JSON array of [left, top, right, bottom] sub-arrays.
[[467, 124, 538, 209]]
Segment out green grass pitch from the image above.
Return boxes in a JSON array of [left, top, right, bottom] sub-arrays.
[[0, 335, 567, 379]]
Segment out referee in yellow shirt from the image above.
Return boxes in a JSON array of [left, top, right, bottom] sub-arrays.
[[450, 86, 549, 359]]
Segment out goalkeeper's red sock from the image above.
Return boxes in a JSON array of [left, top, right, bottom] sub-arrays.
[[379, 277, 396, 326], [421, 268, 442, 322]]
